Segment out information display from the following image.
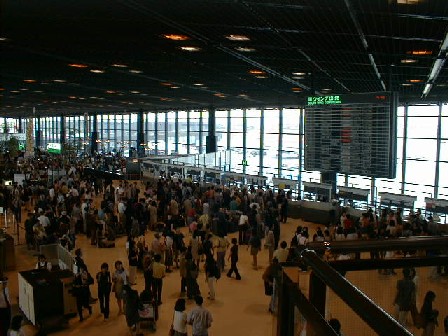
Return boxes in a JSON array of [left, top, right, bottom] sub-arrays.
[[47, 143, 62, 154], [304, 92, 398, 178]]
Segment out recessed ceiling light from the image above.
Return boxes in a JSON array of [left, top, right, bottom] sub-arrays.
[[401, 59, 417, 64], [20, 88, 28, 91], [171, 86, 180, 89], [235, 47, 256, 52], [400, 83, 413, 86], [23, 79, 36, 83], [0, 88, 4, 91], [130, 91, 140, 94], [321, 88, 332, 92], [214, 93, 226, 98], [68, 63, 88, 68], [160, 97, 173, 101], [292, 72, 306, 76], [407, 50, 432, 55], [161, 82, 172, 86], [111, 63, 128, 68], [408, 79, 423, 83], [193, 83, 204, 86], [68, 96, 77, 99], [79, 97, 85, 100], [10, 90, 20, 93], [106, 90, 116, 94], [255, 75, 268, 79], [292, 76, 305, 80], [180, 46, 201, 52], [163, 34, 189, 41], [249, 69, 265, 75], [53, 79, 66, 83], [225, 34, 250, 41], [129, 69, 143, 74], [33, 90, 44, 93], [0, 37, 8, 41], [292, 87, 303, 92], [238, 94, 249, 98], [90, 69, 105, 74]]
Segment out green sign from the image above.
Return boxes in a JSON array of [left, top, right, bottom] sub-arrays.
[[242, 160, 248, 166], [307, 95, 342, 106], [47, 142, 62, 154]]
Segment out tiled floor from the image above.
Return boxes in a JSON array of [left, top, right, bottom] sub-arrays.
[[3, 201, 448, 335]]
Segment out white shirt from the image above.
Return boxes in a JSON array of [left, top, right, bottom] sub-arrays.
[[173, 310, 187, 333], [239, 214, 248, 226], [118, 202, 126, 214], [38, 215, 50, 228], [35, 261, 52, 271]]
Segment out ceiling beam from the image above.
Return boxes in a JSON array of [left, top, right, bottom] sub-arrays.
[[422, 28, 448, 98]]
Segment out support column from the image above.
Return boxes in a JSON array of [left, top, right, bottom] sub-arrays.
[[174, 111, 179, 153], [60, 115, 66, 145], [259, 108, 264, 176], [165, 112, 169, 155], [206, 106, 216, 153], [242, 109, 247, 175], [186, 111, 190, 155], [35, 116, 41, 149], [298, 108, 304, 197], [137, 109, 145, 157], [17, 117, 23, 133], [154, 113, 159, 154], [278, 107, 283, 178], [90, 114, 98, 155], [434, 102, 442, 198], [401, 104, 408, 194]]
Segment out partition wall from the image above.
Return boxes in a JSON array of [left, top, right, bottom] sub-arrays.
[[3, 103, 447, 208]]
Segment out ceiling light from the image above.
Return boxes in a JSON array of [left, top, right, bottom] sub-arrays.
[[396, 0, 423, 4], [90, 96, 98, 99], [193, 83, 204, 86], [255, 75, 268, 79], [163, 34, 189, 41], [20, 88, 28, 91], [160, 97, 173, 101], [292, 87, 303, 92], [401, 59, 417, 64], [23, 79, 36, 83], [0, 37, 8, 41], [437, 83, 448, 87], [249, 69, 265, 75], [129, 69, 143, 74], [238, 94, 249, 98], [214, 93, 226, 98], [111, 63, 128, 68], [90, 69, 105, 74], [106, 90, 116, 94], [0, 88, 4, 91], [292, 76, 305, 80], [33, 90, 44, 93], [407, 50, 433, 55], [292, 72, 306, 76], [69, 96, 77, 99], [130, 91, 140, 94], [180, 46, 201, 52], [10, 90, 20, 93], [225, 34, 250, 41], [321, 88, 332, 92], [408, 79, 423, 83], [160, 82, 172, 86], [401, 83, 413, 86], [171, 86, 180, 89], [68, 63, 88, 68], [53, 79, 66, 83], [235, 47, 256, 52]]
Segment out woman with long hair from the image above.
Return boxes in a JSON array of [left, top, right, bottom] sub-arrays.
[[172, 298, 187, 336], [112, 260, 129, 315], [420, 290, 438, 336]]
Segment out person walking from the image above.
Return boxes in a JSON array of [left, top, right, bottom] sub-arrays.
[[249, 230, 261, 270], [215, 235, 228, 272], [393, 268, 416, 327], [128, 239, 138, 285], [172, 298, 188, 336], [73, 265, 93, 321], [204, 255, 219, 300], [187, 296, 213, 336], [96, 262, 112, 320], [226, 238, 241, 280]]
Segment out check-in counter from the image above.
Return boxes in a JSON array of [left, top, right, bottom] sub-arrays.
[[289, 201, 363, 225]]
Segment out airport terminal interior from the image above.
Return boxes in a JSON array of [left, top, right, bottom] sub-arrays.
[[2, 1, 448, 335]]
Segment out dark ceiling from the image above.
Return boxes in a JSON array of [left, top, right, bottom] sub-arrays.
[[1, 0, 448, 116]]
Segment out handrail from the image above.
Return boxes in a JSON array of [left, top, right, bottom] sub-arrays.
[[307, 235, 448, 253], [301, 250, 413, 336]]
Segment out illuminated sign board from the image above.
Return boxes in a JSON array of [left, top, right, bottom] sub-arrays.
[[307, 95, 342, 106], [47, 143, 62, 154]]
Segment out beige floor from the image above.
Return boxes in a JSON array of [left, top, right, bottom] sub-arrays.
[[3, 205, 448, 336]]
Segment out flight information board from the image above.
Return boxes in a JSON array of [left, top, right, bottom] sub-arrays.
[[304, 92, 398, 178]]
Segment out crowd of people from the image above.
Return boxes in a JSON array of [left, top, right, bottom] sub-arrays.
[[1, 153, 448, 336]]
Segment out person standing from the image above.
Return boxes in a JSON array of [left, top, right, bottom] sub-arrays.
[[172, 298, 188, 336], [0, 278, 11, 336], [393, 268, 416, 327], [249, 231, 262, 270], [204, 255, 218, 300], [112, 260, 129, 315], [151, 254, 166, 305], [96, 262, 112, 321], [215, 235, 228, 272], [128, 240, 138, 285], [421, 291, 438, 336], [187, 296, 213, 336], [226, 238, 241, 280]]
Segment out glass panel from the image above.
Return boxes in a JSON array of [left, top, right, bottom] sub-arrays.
[[407, 116, 438, 139], [167, 111, 176, 154]]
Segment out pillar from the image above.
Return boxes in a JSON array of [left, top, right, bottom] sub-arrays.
[[206, 106, 217, 153], [35, 116, 41, 149], [90, 114, 98, 155], [60, 115, 66, 145], [137, 109, 145, 157]]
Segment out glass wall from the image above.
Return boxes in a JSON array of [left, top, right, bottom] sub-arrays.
[[16, 102, 448, 208]]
